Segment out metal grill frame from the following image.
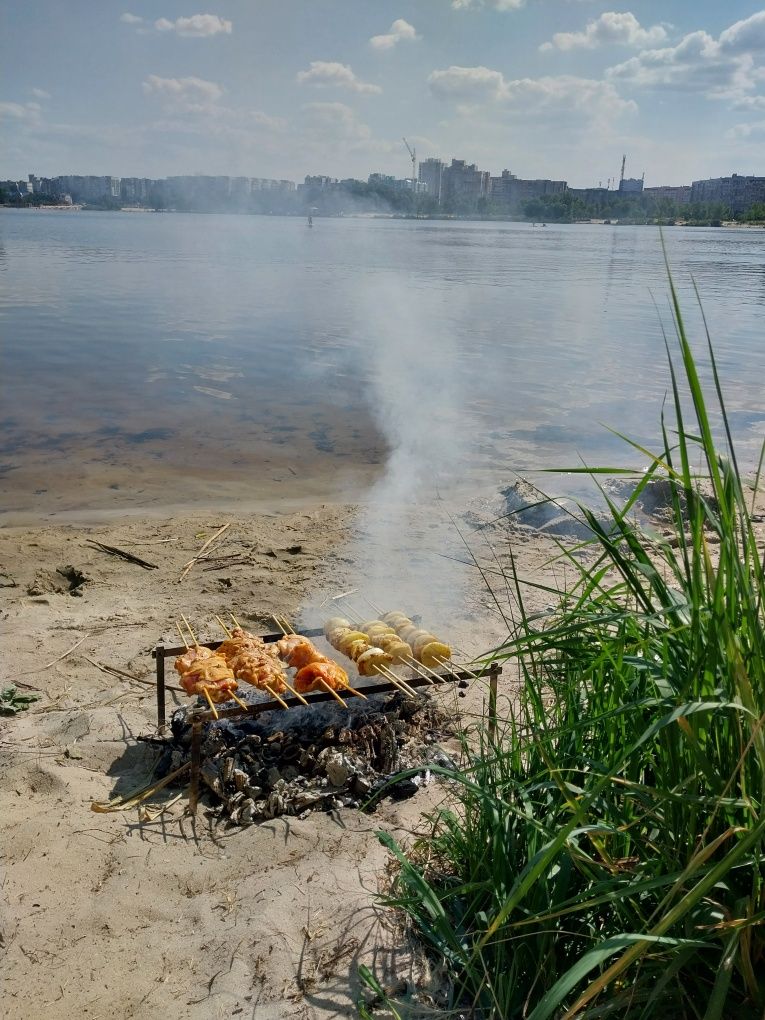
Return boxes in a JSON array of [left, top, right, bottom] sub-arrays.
[[152, 629, 501, 814]]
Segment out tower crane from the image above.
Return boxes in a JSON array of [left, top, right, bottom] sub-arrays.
[[403, 137, 417, 189]]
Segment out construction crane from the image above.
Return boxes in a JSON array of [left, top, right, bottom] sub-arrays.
[[403, 137, 417, 189]]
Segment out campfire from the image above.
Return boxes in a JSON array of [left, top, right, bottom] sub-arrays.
[[112, 605, 502, 824]]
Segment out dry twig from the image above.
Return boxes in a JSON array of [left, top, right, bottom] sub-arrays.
[[17, 634, 88, 676], [178, 523, 231, 581], [85, 540, 158, 570]]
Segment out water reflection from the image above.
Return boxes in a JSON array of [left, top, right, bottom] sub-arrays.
[[1, 210, 764, 519]]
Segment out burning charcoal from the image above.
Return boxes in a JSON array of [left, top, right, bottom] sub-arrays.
[[239, 800, 256, 825], [281, 765, 300, 783], [265, 766, 282, 789], [202, 760, 223, 795], [324, 752, 352, 788], [222, 757, 235, 784], [267, 731, 284, 744], [245, 784, 263, 799], [281, 744, 301, 764], [353, 776, 373, 798], [246, 734, 262, 747], [233, 768, 248, 792], [337, 728, 352, 745]]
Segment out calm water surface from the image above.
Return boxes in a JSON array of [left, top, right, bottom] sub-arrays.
[[1, 210, 764, 521]]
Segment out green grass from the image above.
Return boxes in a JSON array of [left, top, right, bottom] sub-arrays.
[[362, 250, 765, 1018]]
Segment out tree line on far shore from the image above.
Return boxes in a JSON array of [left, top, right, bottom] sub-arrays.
[[3, 182, 764, 225]]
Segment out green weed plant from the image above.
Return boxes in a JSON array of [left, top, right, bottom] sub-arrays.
[[367, 253, 765, 1018]]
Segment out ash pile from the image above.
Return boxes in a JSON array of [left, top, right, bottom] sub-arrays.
[[168, 692, 455, 826]]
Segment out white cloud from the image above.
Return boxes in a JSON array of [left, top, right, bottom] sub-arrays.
[[718, 11, 765, 55], [541, 12, 667, 53], [296, 62, 382, 94], [154, 14, 232, 37], [428, 65, 511, 102], [120, 12, 143, 24], [607, 11, 765, 105], [142, 75, 225, 110], [428, 66, 637, 122], [0, 100, 42, 123], [370, 19, 419, 50], [31, 88, 51, 100]]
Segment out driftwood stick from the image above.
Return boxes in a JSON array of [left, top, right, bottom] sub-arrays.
[[85, 540, 158, 570], [17, 634, 88, 676], [84, 656, 183, 693], [178, 523, 231, 581]]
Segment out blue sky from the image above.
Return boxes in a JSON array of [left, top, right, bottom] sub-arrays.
[[2, 1, 765, 186]]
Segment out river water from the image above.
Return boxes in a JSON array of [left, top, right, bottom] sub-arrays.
[[1, 210, 764, 522]]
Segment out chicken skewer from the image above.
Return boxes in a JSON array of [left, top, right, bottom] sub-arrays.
[[178, 616, 251, 712], [175, 618, 246, 718], [228, 615, 310, 706], [210, 616, 291, 709], [273, 622, 365, 704], [271, 617, 348, 707]]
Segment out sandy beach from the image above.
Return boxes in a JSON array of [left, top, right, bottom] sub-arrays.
[[0, 500, 556, 1019]]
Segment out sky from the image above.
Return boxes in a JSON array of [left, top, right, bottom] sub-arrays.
[[2, 1, 765, 187]]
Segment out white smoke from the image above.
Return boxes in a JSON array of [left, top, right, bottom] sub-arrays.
[[306, 268, 477, 631]]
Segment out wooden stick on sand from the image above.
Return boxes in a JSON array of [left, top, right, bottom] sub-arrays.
[[179, 522, 231, 581]]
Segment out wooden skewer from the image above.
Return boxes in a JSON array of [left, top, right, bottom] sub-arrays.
[[403, 658, 437, 684], [361, 594, 385, 616], [436, 656, 480, 680], [230, 613, 243, 630], [282, 680, 310, 706], [215, 614, 232, 638], [180, 613, 199, 647], [264, 684, 289, 710], [280, 616, 296, 635], [341, 681, 367, 700], [229, 691, 249, 711], [377, 665, 418, 699], [202, 687, 219, 719], [175, 621, 189, 649], [317, 678, 347, 707], [271, 615, 287, 636]]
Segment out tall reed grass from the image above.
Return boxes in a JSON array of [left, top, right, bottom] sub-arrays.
[[363, 256, 765, 1017]]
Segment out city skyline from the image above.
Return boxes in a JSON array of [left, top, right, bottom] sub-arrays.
[[2, 2, 765, 186]]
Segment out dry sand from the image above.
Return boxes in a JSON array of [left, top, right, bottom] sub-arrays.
[[0, 504, 558, 1019]]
